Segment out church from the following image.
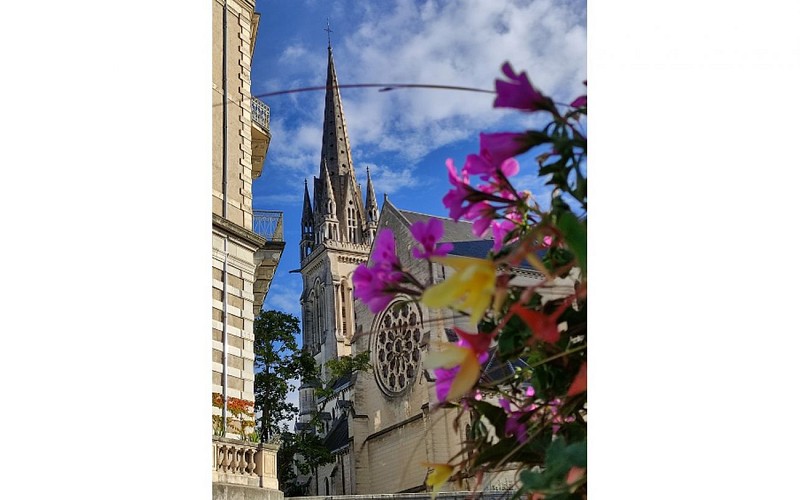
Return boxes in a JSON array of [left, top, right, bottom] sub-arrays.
[[294, 43, 537, 496]]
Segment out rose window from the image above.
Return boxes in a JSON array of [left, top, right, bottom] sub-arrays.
[[373, 301, 423, 397]]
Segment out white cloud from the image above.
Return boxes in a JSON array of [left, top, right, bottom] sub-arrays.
[[355, 162, 422, 196], [278, 44, 309, 64], [329, 0, 586, 161], [258, 0, 586, 211], [264, 281, 302, 318]]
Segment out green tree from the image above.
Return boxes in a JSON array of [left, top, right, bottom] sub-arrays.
[[252, 310, 316, 441], [277, 430, 334, 494]]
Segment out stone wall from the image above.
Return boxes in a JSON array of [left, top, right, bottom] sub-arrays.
[[213, 483, 284, 500], [211, 0, 262, 439], [288, 492, 512, 500], [212, 0, 257, 228]]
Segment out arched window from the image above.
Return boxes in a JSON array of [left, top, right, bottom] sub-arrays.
[[347, 202, 357, 242], [340, 279, 348, 337]]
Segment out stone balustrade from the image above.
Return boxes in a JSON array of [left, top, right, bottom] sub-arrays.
[[212, 437, 279, 490]]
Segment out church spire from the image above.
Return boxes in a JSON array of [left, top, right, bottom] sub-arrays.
[[321, 41, 356, 179], [317, 159, 340, 242], [364, 166, 379, 243], [300, 179, 314, 260], [320, 159, 337, 216]]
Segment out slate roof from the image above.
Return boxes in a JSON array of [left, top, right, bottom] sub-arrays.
[[398, 210, 487, 243], [448, 239, 494, 259], [481, 351, 528, 384], [323, 415, 349, 453], [331, 373, 353, 392]]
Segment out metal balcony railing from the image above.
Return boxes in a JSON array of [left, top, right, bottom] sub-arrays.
[[251, 96, 270, 130], [253, 210, 283, 242]]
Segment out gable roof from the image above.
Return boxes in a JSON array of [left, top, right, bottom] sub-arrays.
[[397, 209, 487, 243], [323, 415, 350, 453]]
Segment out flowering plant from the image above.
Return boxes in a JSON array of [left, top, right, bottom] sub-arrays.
[[212, 392, 257, 440], [353, 62, 587, 499]]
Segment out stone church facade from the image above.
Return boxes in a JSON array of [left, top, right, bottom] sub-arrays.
[[295, 44, 528, 496]]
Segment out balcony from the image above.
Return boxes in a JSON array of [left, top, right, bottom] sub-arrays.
[[251, 96, 271, 180], [252, 210, 285, 314], [252, 96, 270, 130], [253, 210, 283, 242], [212, 436, 279, 490]]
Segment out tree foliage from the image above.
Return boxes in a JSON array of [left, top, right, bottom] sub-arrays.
[[252, 309, 316, 441]]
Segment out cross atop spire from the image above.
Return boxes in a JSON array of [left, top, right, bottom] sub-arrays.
[[324, 19, 333, 49]]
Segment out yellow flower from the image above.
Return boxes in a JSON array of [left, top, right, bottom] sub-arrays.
[[421, 256, 496, 326], [425, 328, 492, 402], [422, 462, 454, 497]]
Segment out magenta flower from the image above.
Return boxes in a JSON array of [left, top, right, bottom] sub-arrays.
[[494, 62, 554, 112], [352, 229, 404, 314], [442, 158, 473, 221], [478, 181, 516, 201], [464, 153, 519, 182], [499, 398, 531, 444], [410, 218, 454, 259], [465, 201, 494, 239], [433, 366, 459, 403], [491, 218, 517, 252], [570, 95, 587, 108], [431, 335, 490, 403], [548, 398, 577, 434], [352, 264, 395, 314], [480, 132, 531, 167]]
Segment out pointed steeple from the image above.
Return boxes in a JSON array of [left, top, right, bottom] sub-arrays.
[[321, 43, 356, 179], [300, 179, 314, 260], [302, 178, 313, 221], [317, 160, 340, 242], [364, 166, 379, 243], [320, 160, 337, 217]]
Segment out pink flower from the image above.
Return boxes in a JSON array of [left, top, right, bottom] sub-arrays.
[[570, 95, 587, 108], [353, 229, 404, 314], [442, 158, 473, 221], [478, 181, 516, 201], [548, 398, 576, 434], [464, 153, 519, 182], [433, 366, 459, 403], [480, 132, 531, 166], [465, 201, 494, 238], [352, 264, 395, 314], [491, 218, 517, 252], [489, 210, 522, 252], [428, 329, 491, 402], [499, 398, 532, 444], [410, 218, 454, 259], [494, 62, 554, 113]]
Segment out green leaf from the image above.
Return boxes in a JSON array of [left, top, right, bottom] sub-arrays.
[[520, 469, 548, 490], [472, 437, 520, 467], [471, 401, 508, 429], [556, 212, 587, 278]]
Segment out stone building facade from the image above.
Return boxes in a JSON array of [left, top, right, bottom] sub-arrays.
[[292, 40, 582, 495], [295, 41, 378, 495], [212, 0, 284, 496], [295, 42, 525, 495]]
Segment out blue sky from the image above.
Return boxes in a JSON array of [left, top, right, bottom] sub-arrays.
[[250, 0, 587, 318]]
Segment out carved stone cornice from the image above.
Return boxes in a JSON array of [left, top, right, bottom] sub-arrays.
[[212, 213, 266, 249]]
